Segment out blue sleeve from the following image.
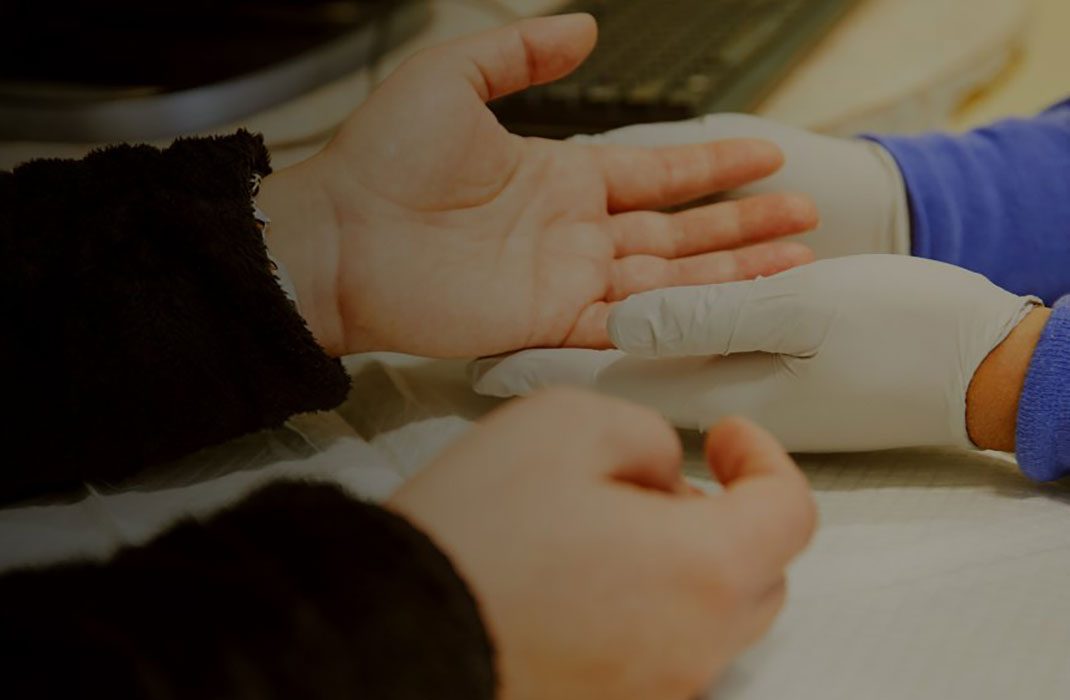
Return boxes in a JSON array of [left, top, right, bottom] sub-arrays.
[[1016, 295, 1070, 482], [867, 98, 1070, 304]]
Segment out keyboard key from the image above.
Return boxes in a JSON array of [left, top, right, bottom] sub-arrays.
[[546, 82, 582, 102], [720, 16, 785, 65], [586, 84, 621, 103], [626, 80, 668, 105]]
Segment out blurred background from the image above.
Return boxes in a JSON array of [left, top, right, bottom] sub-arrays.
[[1, 0, 1065, 168]]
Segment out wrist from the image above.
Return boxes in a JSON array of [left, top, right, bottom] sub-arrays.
[[258, 156, 348, 356], [966, 306, 1051, 451]]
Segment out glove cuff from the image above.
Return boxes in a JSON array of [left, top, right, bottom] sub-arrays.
[[1016, 296, 1070, 481]]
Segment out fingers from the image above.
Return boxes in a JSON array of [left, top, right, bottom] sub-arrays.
[[559, 301, 615, 349], [648, 419, 805, 634], [598, 139, 784, 213], [704, 417, 817, 572], [607, 242, 813, 302], [576, 390, 682, 486], [415, 14, 598, 103], [493, 389, 685, 493], [738, 578, 789, 648], [597, 396, 687, 493], [577, 113, 798, 148], [609, 192, 818, 258], [607, 269, 832, 358], [557, 243, 815, 350], [670, 243, 814, 289]]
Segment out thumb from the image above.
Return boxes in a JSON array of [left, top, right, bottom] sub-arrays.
[[415, 14, 598, 103], [607, 273, 834, 358], [486, 389, 687, 494], [704, 417, 817, 569]]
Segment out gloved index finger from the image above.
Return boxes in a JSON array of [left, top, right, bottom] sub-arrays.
[[607, 273, 833, 359]]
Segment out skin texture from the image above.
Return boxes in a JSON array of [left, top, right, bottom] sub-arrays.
[[250, 14, 1051, 690], [255, 16, 822, 695], [389, 389, 816, 700], [259, 14, 817, 358], [966, 307, 1051, 451]]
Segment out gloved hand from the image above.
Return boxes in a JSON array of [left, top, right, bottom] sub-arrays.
[[472, 255, 1039, 453], [576, 114, 912, 260]]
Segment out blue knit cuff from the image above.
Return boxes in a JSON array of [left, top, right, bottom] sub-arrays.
[[1016, 296, 1070, 481]]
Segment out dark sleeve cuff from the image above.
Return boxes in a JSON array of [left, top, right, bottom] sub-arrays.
[[0, 132, 350, 504], [0, 481, 496, 699], [1016, 296, 1070, 482]]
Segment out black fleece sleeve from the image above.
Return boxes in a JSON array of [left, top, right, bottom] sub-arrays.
[[0, 481, 496, 699], [0, 131, 350, 504]]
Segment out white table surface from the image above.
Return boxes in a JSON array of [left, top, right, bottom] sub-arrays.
[[340, 354, 1070, 700]]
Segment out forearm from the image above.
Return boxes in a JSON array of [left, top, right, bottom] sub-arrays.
[[0, 482, 495, 698], [869, 98, 1070, 303]]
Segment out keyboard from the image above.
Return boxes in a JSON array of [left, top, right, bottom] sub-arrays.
[[490, 0, 862, 138]]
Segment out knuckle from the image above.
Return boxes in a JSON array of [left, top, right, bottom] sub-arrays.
[[714, 566, 755, 607], [692, 543, 754, 603]]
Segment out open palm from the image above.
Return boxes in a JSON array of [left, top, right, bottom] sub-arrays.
[[307, 15, 816, 357]]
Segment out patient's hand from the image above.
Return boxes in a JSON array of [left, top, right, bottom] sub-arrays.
[[390, 389, 816, 700], [474, 255, 1040, 453], [261, 15, 817, 357]]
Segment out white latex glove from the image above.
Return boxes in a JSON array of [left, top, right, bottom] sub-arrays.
[[472, 256, 1039, 453], [575, 114, 911, 260]]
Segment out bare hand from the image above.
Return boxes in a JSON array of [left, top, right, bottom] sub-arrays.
[[263, 15, 817, 357], [389, 389, 817, 699]]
